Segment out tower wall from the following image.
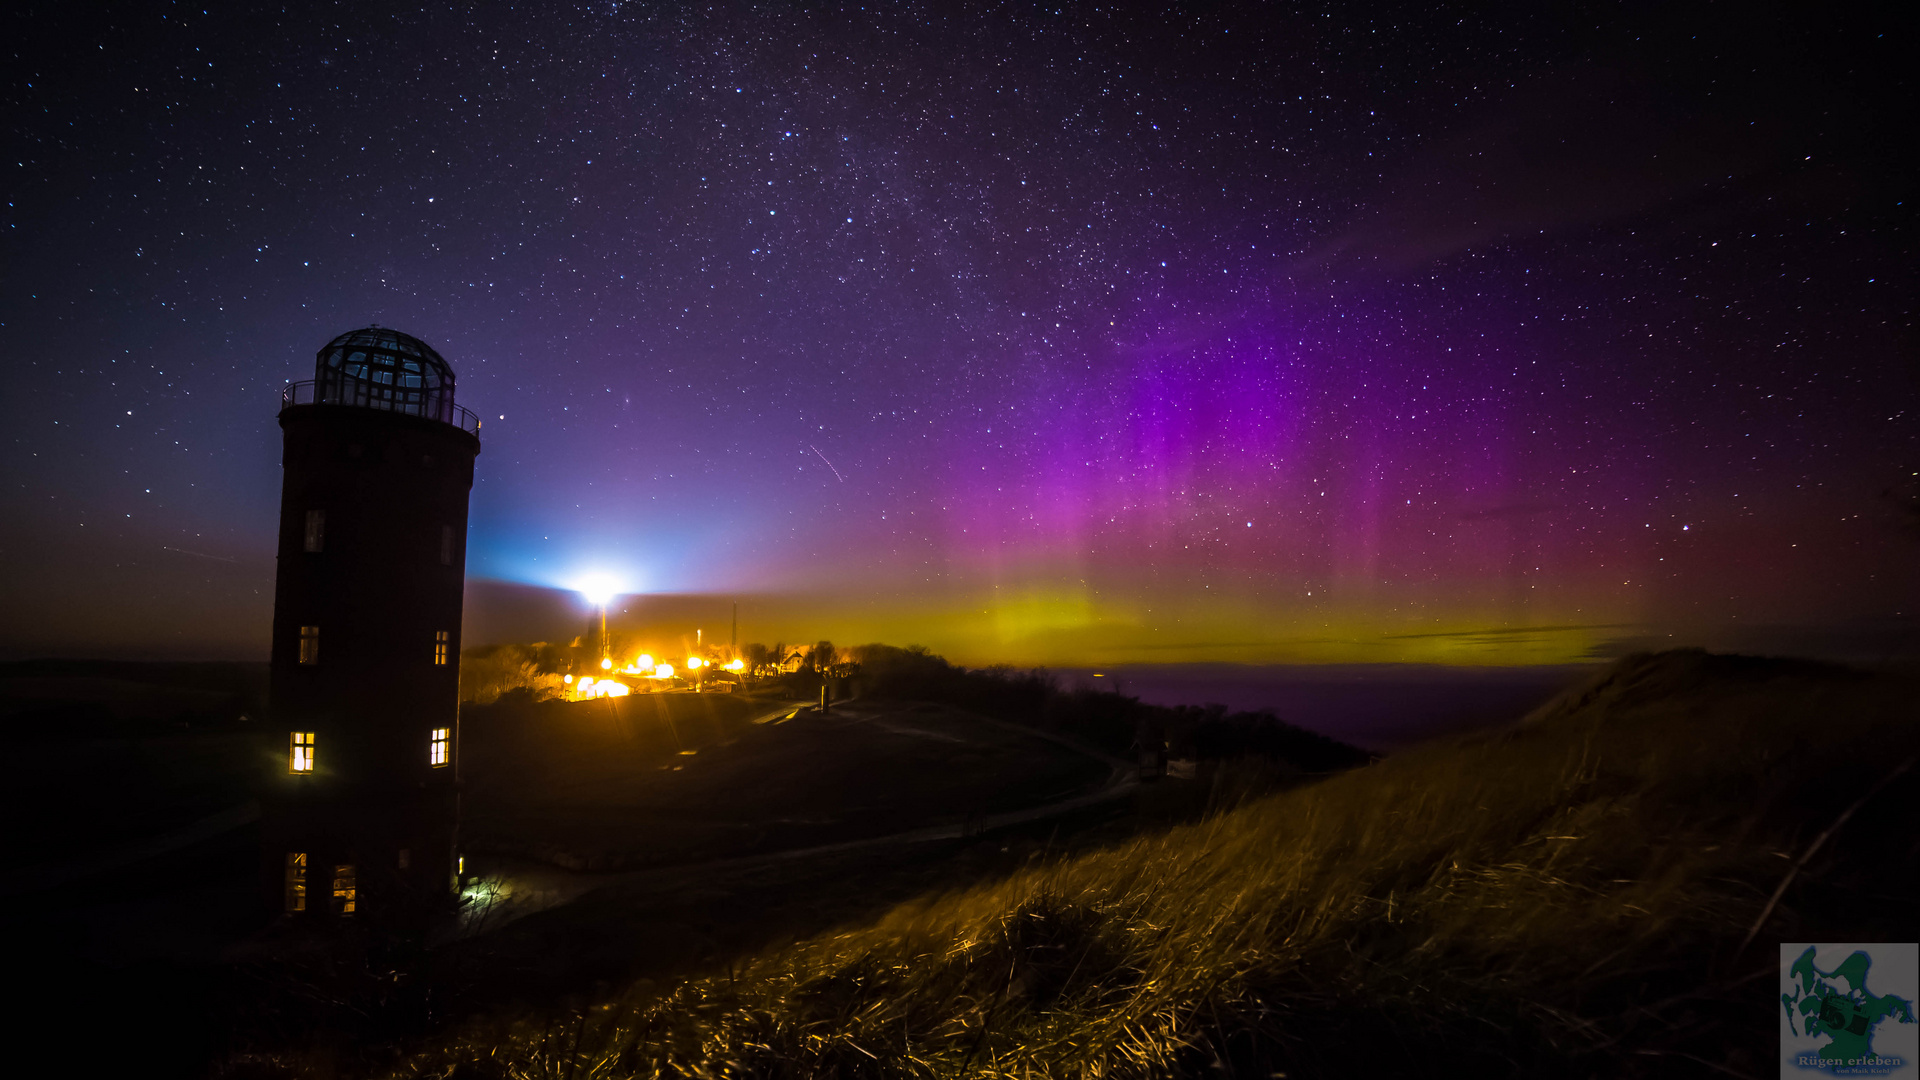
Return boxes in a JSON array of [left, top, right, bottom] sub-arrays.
[[263, 401, 479, 925]]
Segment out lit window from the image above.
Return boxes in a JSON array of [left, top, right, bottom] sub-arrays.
[[434, 630, 449, 666], [331, 864, 356, 915], [304, 509, 326, 552], [439, 524, 455, 566], [299, 625, 320, 665], [429, 727, 450, 767], [284, 852, 307, 912], [290, 731, 315, 773]]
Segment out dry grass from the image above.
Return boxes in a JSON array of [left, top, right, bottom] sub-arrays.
[[389, 651, 1917, 1078]]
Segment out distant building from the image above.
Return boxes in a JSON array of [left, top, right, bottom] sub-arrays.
[[262, 327, 481, 925]]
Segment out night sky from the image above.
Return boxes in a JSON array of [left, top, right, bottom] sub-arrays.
[[4, 2, 1914, 665]]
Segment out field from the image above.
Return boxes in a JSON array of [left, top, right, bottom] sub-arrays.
[[392, 651, 1919, 1078], [0, 660, 267, 873], [3, 665, 1135, 1078], [11, 650, 1905, 1077], [458, 691, 1114, 872]]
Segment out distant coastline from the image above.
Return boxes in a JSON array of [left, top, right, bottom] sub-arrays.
[[0, 656, 1593, 753], [1049, 663, 1597, 751]]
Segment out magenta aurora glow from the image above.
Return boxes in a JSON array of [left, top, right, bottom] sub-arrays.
[[3, 3, 1914, 665]]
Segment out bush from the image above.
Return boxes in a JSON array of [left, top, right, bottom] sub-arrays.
[[849, 643, 1370, 769], [458, 643, 565, 704], [1178, 704, 1375, 771]]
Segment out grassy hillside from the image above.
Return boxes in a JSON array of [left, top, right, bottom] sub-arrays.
[[393, 651, 1918, 1078], [458, 692, 1106, 871], [0, 658, 267, 739], [0, 660, 269, 865]]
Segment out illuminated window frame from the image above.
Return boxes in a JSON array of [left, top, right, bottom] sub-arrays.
[[298, 625, 320, 665], [429, 727, 450, 767], [434, 629, 449, 666], [284, 852, 307, 912], [290, 731, 315, 773], [331, 864, 356, 915], [304, 509, 326, 552]]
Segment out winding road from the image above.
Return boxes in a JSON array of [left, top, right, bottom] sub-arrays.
[[446, 697, 1140, 940]]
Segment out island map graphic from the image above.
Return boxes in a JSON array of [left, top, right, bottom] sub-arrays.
[[1782, 944, 1917, 1076]]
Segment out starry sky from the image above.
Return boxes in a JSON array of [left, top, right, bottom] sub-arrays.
[[3, 2, 1915, 665]]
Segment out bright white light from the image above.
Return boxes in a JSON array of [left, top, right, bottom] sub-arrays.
[[637, 653, 654, 669], [600, 657, 613, 670], [576, 574, 621, 608], [654, 663, 674, 679], [686, 656, 702, 670]]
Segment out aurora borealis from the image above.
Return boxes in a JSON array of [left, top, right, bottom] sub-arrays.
[[3, 3, 1914, 665]]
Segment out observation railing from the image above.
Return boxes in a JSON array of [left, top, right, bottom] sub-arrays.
[[281, 380, 482, 436]]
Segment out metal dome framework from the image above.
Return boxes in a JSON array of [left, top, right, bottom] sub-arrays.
[[281, 327, 480, 434]]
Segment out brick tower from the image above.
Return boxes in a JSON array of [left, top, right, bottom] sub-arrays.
[[262, 326, 481, 926]]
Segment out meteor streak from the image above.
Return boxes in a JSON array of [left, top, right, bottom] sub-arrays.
[[162, 546, 238, 563], [811, 445, 845, 483]]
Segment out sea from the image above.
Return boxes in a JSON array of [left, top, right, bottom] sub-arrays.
[[1046, 663, 1600, 753]]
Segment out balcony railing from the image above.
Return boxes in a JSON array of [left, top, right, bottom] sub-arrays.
[[281, 380, 482, 436]]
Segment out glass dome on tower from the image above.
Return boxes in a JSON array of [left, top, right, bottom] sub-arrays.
[[315, 325, 453, 414], [282, 326, 479, 433]]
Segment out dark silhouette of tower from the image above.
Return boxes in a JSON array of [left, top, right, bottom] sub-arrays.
[[262, 327, 481, 926]]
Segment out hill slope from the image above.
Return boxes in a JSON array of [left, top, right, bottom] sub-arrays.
[[402, 650, 1918, 1078]]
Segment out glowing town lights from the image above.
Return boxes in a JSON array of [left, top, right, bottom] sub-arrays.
[[637, 653, 654, 669], [654, 663, 674, 679], [563, 673, 574, 684], [725, 658, 745, 672], [600, 657, 613, 670], [569, 675, 630, 699]]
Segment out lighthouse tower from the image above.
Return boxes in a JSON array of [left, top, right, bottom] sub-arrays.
[[263, 327, 481, 924]]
